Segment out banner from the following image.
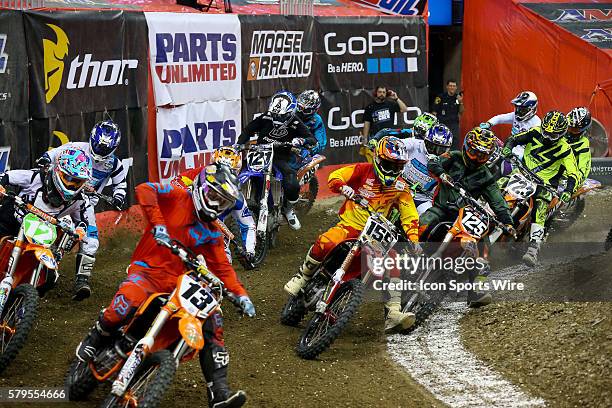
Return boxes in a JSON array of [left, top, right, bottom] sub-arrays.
[[240, 15, 315, 101], [25, 11, 148, 118], [349, 0, 426, 16], [29, 108, 148, 208], [156, 101, 241, 182], [322, 88, 427, 165], [316, 16, 427, 92], [0, 10, 28, 122], [523, 3, 612, 49], [145, 12, 241, 106]]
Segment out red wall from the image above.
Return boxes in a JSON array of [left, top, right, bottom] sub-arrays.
[[461, 0, 612, 155]]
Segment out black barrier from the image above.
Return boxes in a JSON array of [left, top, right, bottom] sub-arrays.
[[0, 10, 28, 123], [29, 107, 149, 208], [24, 10, 148, 119]]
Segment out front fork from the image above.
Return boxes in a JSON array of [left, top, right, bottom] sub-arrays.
[[316, 241, 360, 313], [111, 289, 176, 396], [0, 229, 26, 317], [257, 172, 271, 238]]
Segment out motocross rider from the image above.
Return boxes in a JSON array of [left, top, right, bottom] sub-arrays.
[[486, 91, 541, 135], [37, 120, 128, 300], [400, 124, 453, 215], [173, 147, 257, 266], [0, 148, 94, 299], [361, 112, 438, 162], [565, 107, 592, 186], [284, 136, 421, 332], [235, 91, 316, 231], [74, 164, 251, 408], [420, 127, 515, 307], [502, 110, 580, 266]]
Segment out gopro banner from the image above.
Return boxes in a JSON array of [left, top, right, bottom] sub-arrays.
[[24, 11, 148, 118], [322, 87, 427, 165], [156, 101, 241, 182], [316, 16, 427, 92], [145, 12, 242, 106]]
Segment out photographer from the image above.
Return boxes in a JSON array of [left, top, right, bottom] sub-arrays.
[[433, 79, 463, 148], [360, 85, 409, 155]]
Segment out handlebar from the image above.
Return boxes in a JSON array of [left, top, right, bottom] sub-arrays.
[[441, 179, 516, 237], [84, 186, 123, 211], [156, 239, 225, 293], [1, 192, 82, 239], [506, 155, 558, 197]]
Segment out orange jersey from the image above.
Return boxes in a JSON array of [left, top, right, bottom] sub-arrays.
[[328, 163, 419, 242], [171, 167, 203, 189], [133, 182, 247, 297]]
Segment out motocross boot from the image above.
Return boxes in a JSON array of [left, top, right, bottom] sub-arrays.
[[384, 278, 415, 332], [283, 199, 301, 230], [72, 253, 95, 301], [284, 247, 320, 296], [467, 258, 492, 308], [201, 345, 246, 408], [75, 320, 111, 362], [522, 224, 544, 267]]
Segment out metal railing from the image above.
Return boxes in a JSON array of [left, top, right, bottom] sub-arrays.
[[280, 0, 314, 16], [1, 0, 45, 9]]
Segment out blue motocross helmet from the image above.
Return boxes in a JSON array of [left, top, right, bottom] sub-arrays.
[[424, 124, 453, 155], [268, 91, 297, 126], [297, 90, 321, 118], [90, 120, 121, 162]]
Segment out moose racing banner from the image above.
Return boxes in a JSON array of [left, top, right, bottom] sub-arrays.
[[145, 12, 242, 106], [24, 11, 148, 119], [156, 101, 241, 182], [240, 15, 315, 101], [316, 16, 427, 92]]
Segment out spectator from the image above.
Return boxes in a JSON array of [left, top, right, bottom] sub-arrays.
[[361, 85, 409, 150], [433, 79, 463, 147]]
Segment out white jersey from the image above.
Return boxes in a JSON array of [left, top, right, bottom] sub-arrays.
[[401, 138, 436, 206], [43, 142, 127, 207], [4, 169, 94, 226], [488, 112, 541, 135]]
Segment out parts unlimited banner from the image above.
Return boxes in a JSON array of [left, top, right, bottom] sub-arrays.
[[24, 11, 148, 118], [146, 12, 242, 106]]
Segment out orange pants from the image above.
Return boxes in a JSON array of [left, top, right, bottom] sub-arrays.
[[310, 223, 361, 262]]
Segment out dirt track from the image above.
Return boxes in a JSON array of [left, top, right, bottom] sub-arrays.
[[0, 209, 442, 408]]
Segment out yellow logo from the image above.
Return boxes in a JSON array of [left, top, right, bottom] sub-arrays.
[[43, 24, 69, 103]]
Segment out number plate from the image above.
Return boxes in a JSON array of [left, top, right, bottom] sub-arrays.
[[246, 145, 273, 172], [360, 215, 397, 255], [179, 275, 218, 318], [506, 172, 537, 200], [460, 207, 489, 238], [22, 214, 57, 246]]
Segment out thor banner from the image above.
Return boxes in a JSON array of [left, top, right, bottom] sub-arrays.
[[316, 16, 427, 92], [156, 101, 241, 182], [0, 10, 28, 122], [24, 11, 148, 119], [145, 12, 242, 106]]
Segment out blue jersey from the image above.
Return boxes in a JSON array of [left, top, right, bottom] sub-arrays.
[[301, 113, 327, 154]]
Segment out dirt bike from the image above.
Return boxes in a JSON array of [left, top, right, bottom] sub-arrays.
[[280, 195, 401, 360], [401, 180, 515, 332], [547, 177, 602, 232], [0, 193, 82, 374], [237, 141, 302, 265], [65, 239, 230, 408], [293, 149, 326, 216]]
